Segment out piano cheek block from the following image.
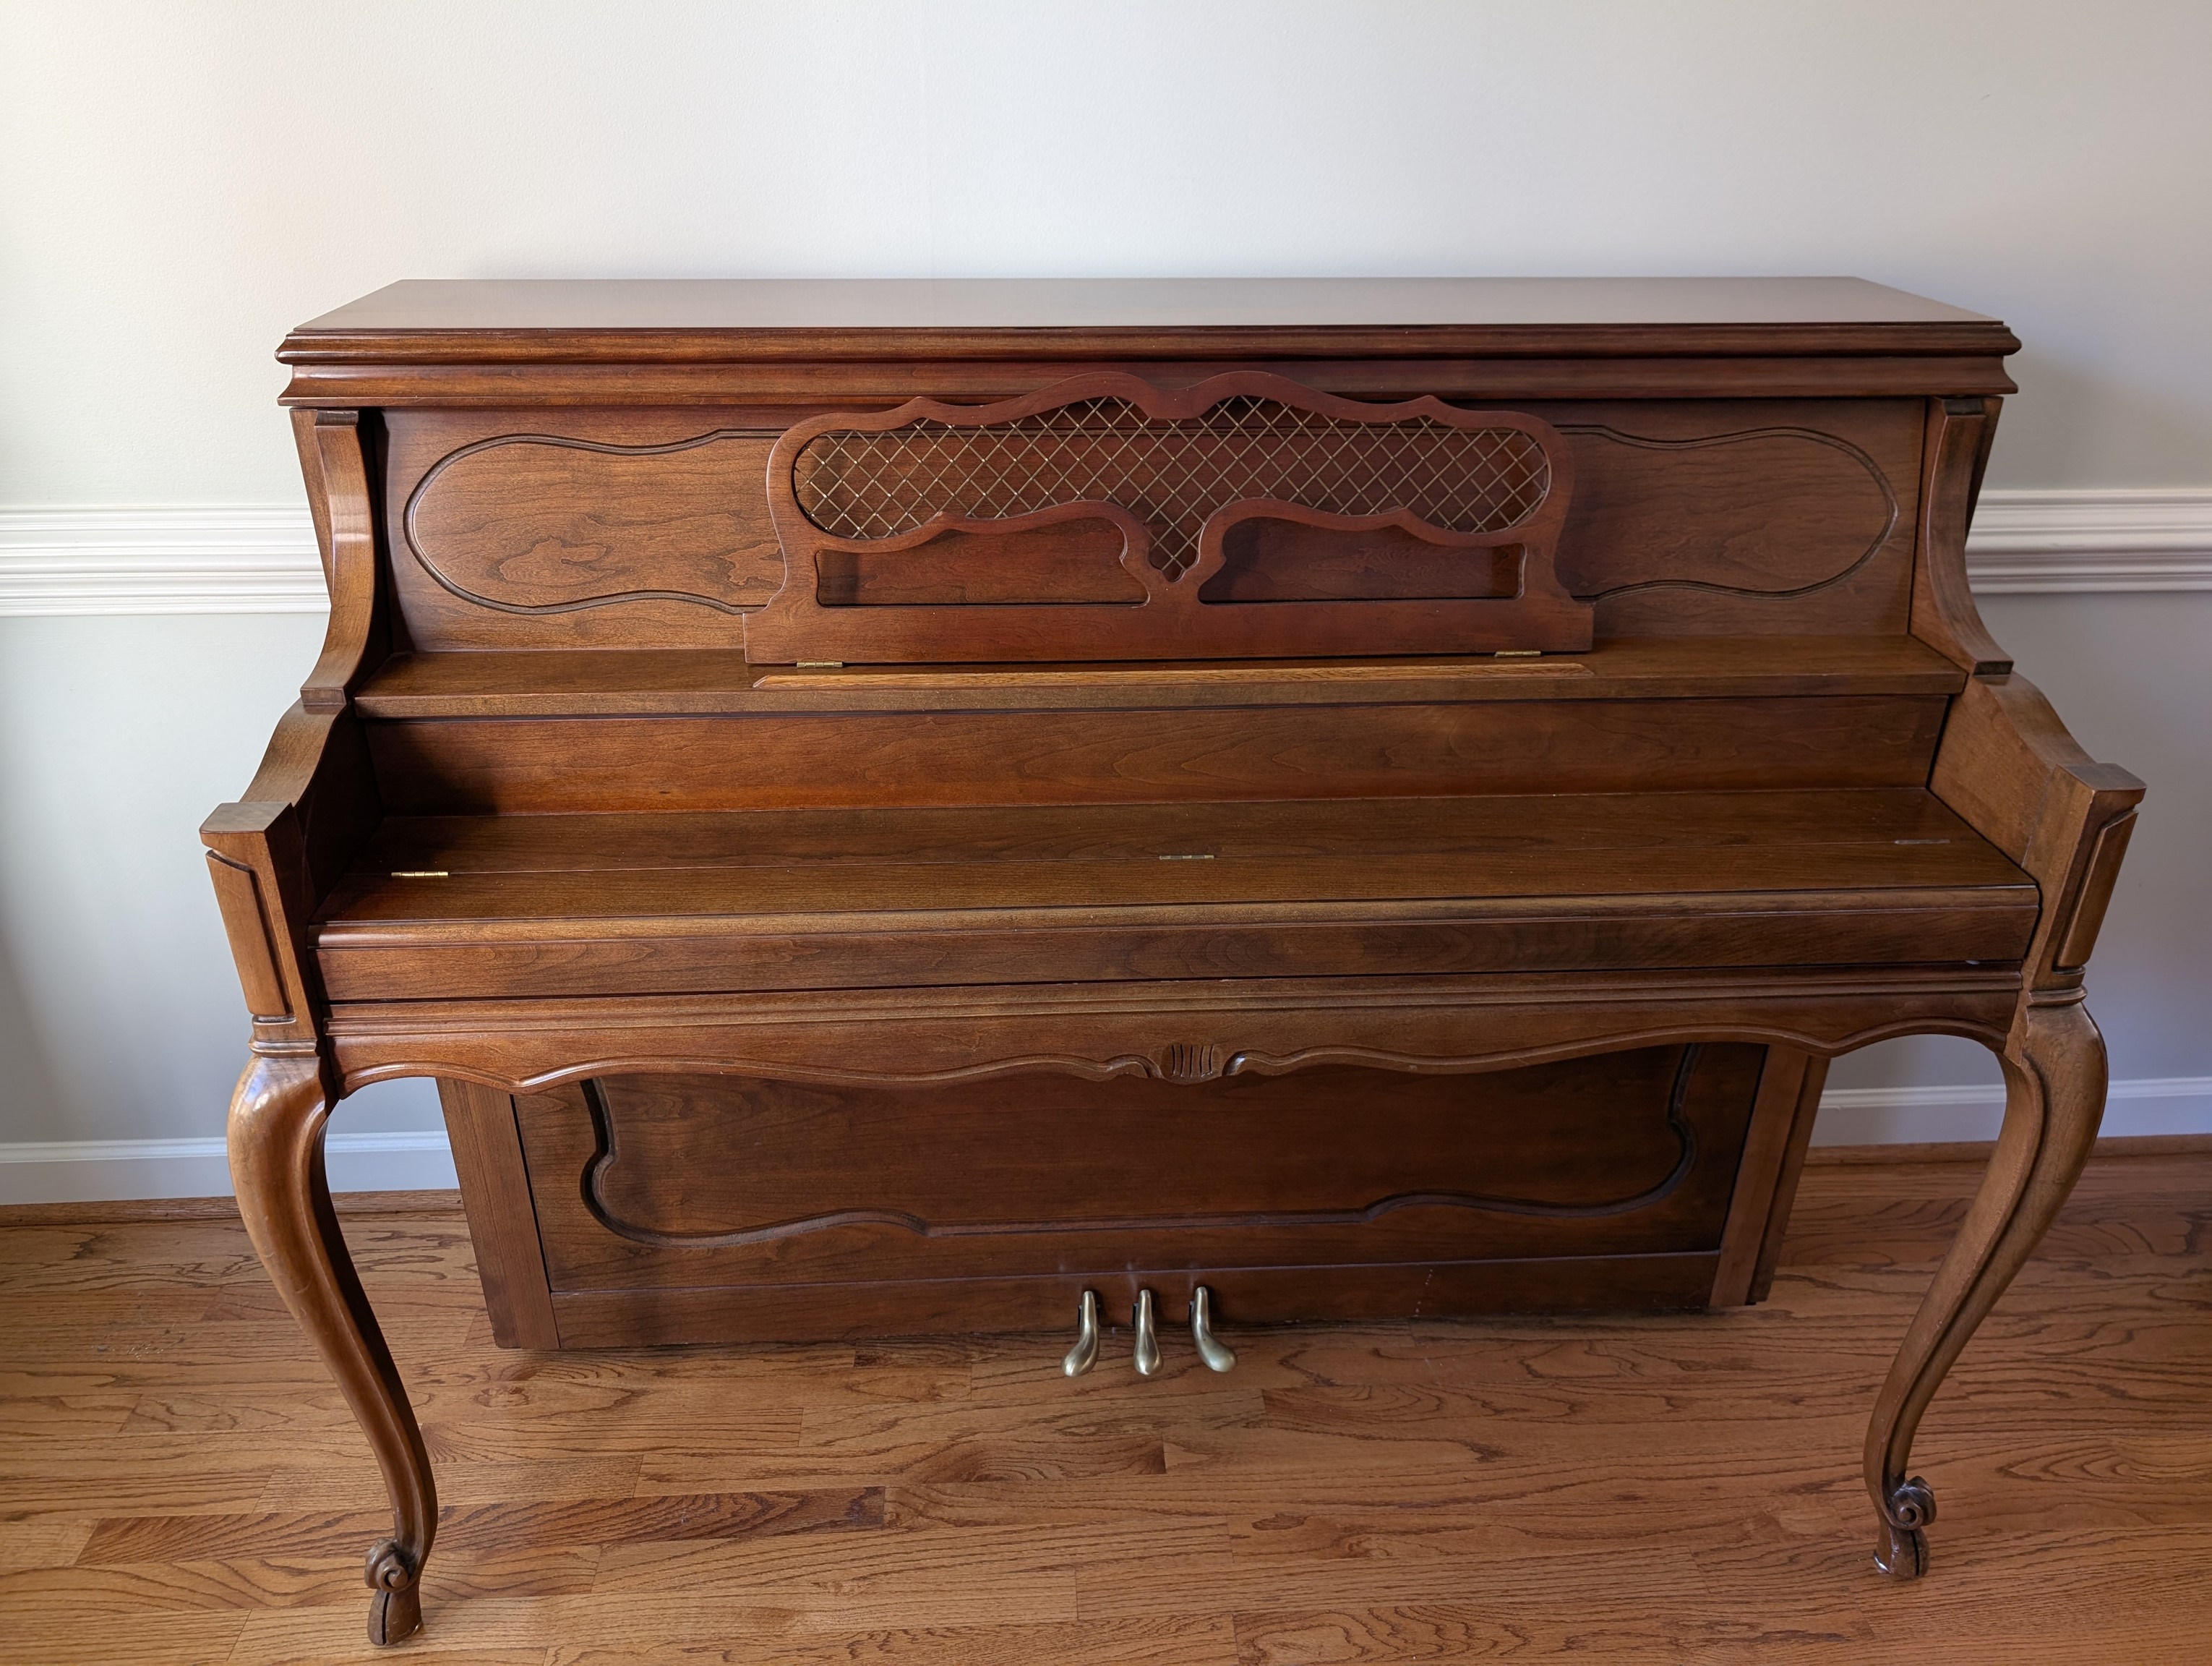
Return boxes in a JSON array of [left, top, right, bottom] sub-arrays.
[[214, 278, 2133, 1642]]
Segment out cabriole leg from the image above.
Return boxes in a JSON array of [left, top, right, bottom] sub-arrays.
[[227, 1056, 437, 1644], [1863, 998, 2106, 1578]]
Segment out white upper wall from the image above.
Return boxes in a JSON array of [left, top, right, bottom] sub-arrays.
[[4, 0, 2210, 503]]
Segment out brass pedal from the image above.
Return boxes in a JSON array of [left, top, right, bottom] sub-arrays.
[[1133, 1288, 1162, 1377], [1061, 1289, 1100, 1377], [1191, 1286, 1236, 1372]]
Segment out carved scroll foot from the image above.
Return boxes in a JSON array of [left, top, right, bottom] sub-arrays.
[[366, 1539, 422, 1645], [1873, 1476, 1934, 1578], [228, 1056, 436, 1646], [1863, 997, 2105, 1579]]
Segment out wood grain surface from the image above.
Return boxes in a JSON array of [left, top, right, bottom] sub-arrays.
[[3, 1142, 2205, 1664], [348, 636, 1965, 718], [359, 696, 1952, 818], [309, 790, 2033, 1003]]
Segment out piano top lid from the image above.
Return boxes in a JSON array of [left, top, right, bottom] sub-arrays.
[[279, 276, 2018, 366]]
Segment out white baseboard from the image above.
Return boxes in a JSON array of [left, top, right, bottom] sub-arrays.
[[3, 490, 2209, 615], [1810, 1075, 2212, 1147], [0, 1132, 457, 1206], [4, 1078, 2206, 1204]]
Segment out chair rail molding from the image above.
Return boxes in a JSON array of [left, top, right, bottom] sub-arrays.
[[0, 506, 326, 615], [1964, 490, 2212, 594], [4, 490, 2211, 615]]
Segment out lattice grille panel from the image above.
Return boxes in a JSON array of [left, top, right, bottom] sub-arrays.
[[793, 396, 1551, 578]]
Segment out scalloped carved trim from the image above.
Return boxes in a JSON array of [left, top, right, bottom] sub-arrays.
[[576, 1048, 1702, 1250], [337, 1009, 2023, 1100]]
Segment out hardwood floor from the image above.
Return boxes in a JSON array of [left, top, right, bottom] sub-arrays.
[[2, 1142, 2208, 1665]]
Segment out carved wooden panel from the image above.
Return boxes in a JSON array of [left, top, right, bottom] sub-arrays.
[[745, 372, 1588, 663], [379, 398, 1919, 651], [1547, 398, 1924, 636], [511, 1045, 1765, 1301], [1561, 427, 1896, 594], [405, 432, 783, 612], [380, 409, 789, 650]]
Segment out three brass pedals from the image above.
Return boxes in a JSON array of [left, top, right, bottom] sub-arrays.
[[1061, 1287, 1236, 1377]]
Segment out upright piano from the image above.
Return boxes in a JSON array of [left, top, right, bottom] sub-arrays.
[[202, 278, 2142, 1644]]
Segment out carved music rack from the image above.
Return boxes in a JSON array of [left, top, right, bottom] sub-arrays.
[[746, 371, 1587, 662]]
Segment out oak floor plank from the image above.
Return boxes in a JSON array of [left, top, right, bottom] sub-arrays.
[[230, 1597, 1222, 1666], [76, 1489, 885, 1565], [0, 1606, 248, 1666], [421, 1405, 807, 1464], [0, 1515, 95, 1572], [0, 1451, 278, 1514], [228, 1593, 557, 1666], [1233, 1604, 1626, 1663], [255, 1455, 646, 1511], [545, 1613, 1242, 1666], [0, 1542, 598, 1616], [0, 1224, 267, 1296], [0, 1393, 140, 1440], [635, 1396, 1193, 1490]]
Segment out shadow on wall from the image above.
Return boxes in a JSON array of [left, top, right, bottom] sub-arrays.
[[0, 926, 67, 1140], [1992, 349, 2212, 489]]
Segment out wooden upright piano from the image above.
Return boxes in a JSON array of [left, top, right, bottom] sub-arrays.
[[203, 278, 2142, 1644]]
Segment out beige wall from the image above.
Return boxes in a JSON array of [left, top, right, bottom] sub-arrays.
[[1, 1, 2205, 1192]]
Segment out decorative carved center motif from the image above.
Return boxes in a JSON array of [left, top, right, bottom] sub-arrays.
[[792, 395, 1553, 578], [1156, 1042, 1222, 1083]]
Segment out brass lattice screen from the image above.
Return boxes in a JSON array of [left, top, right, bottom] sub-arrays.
[[792, 396, 1552, 579]]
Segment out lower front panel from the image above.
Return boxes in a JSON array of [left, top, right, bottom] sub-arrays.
[[453, 1043, 1777, 1347]]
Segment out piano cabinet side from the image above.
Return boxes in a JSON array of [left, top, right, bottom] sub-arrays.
[[1864, 392, 2146, 1577], [204, 403, 390, 1057]]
